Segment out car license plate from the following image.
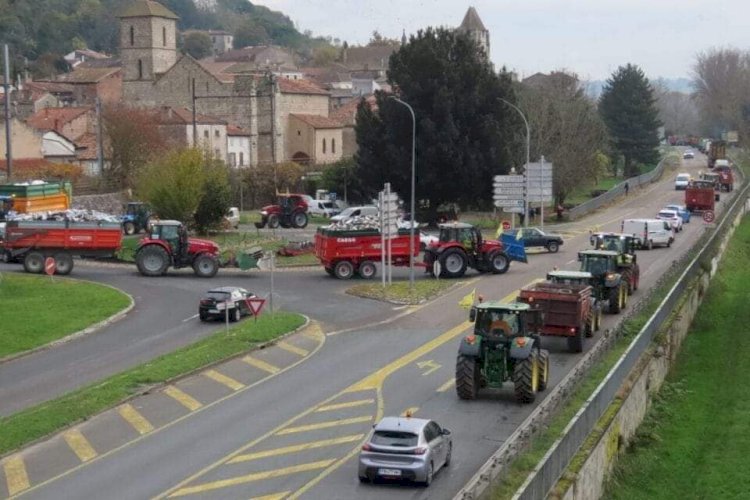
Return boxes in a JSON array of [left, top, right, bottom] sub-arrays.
[[209, 309, 219, 314], [378, 468, 401, 477]]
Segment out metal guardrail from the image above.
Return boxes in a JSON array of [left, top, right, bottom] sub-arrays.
[[512, 162, 749, 499], [567, 158, 667, 220]]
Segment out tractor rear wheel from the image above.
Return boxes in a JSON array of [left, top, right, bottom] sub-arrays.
[[585, 310, 595, 337], [488, 251, 510, 274], [267, 214, 280, 229], [358, 261, 377, 279], [23, 252, 45, 274], [193, 254, 219, 278], [334, 260, 355, 280], [123, 221, 136, 235], [455, 355, 480, 400], [568, 324, 584, 353], [292, 211, 308, 229], [514, 356, 538, 404], [136, 245, 170, 277], [54, 252, 74, 275], [622, 270, 634, 295], [439, 249, 468, 278], [537, 349, 550, 391], [608, 285, 621, 314]]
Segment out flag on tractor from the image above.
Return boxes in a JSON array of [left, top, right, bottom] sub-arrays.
[[459, 288, 476, 309]]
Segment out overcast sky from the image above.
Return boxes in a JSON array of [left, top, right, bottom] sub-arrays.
[[251, 0, 749, 81]]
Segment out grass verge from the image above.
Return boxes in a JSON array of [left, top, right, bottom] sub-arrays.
[[347, 279, 456, 304], [602, 216, 750, 500], [0, 311, 305, 456], [0, 274, 130, 358]]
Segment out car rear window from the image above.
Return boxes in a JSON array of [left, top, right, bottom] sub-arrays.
[[371, 431, 419, 447], [206, 292, 230, 300], [658, 212, 675, 218], [676, 175, 690, 181]]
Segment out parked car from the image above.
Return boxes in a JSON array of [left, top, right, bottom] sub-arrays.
[[674, 173, 691, 190], [664, 204, 691, 223], [330, 205, 378, 223], [224, 207, 240, 229], [683, 150, 695, 159], [503, 227, 564, 253], [199, 287, 257, 322], [358, 416, 452, 485], [656, 209, 683, 232]]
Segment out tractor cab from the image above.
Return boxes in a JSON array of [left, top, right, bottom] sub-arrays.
[[438, 222, 484, 252], [469, 301, 543, 341], [579, 250, 619, 279], [589, 232, 638, 263], [547, 269, 594, 286], [148, 221, 189, 262]]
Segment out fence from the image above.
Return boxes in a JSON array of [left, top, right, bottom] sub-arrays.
[[567, 158, 667, 220], [512, 164, 749, 499]]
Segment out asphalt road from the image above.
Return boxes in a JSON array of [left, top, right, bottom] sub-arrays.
[[5, 151, 731, 500]]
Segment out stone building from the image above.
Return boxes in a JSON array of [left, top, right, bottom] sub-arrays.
[[288, 114, 343, 165], [227, 125, 251, 168], [457, 7, 490, 61], [152, 106, 228, 162]]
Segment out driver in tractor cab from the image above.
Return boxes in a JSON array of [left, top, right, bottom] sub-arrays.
[[481, 311, 519, 339]]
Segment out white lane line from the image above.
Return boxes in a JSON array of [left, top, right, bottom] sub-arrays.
[[566, 259, 576, 265], [183, 314, 199, 322]]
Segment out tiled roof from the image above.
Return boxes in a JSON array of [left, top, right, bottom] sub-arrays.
[[330, 98, 362, 127], [341, 45, 396, 70], [227, 124, 250, 136], [459, 7, 487, 31], [290, 114, 342, 129], [153, 106, 226, 125], [277, 78, 329, 96], [0, 158, 57, 172], [196, 60, 237, 83], [25, 81, 75, 94], [26, 107, 93, 134], [119, 0, 178, 19], [56, 67, 121, 84], [74, 133, 99, 160]]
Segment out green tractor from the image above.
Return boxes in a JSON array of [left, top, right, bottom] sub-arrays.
[[577, 249, 628, 314], [456, 302, 550, 404], [589, 232, 640, 294]]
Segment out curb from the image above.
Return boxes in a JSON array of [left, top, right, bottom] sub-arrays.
[[0, 279, 135, 365]]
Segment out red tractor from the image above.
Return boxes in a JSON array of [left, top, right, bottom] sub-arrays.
[[135, 220, 221, 277], [254, 194, 309, 229], [423, 222, 527, 278]]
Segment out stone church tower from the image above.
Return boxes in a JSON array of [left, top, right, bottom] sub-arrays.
[[119, 0, 178, 103], [458, 7, 490, 61]]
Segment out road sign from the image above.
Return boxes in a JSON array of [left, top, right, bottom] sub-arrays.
[[493, 188, 525, 196], [501, 220, 511, 231], [246, 297, 266, 316], [493, 175, 525, 183], [503, 207, 525, 214], [494, 199, 524, 208], [45, 257, 56, 276], [703, 210, 715, 223]]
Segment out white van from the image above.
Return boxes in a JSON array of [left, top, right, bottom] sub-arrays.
[[330, 205, 378, 223], [622, 218, 674, 250], [308, 200, 341, 218]]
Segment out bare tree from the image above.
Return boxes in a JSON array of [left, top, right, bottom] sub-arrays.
[[653, 80, 701, 137]]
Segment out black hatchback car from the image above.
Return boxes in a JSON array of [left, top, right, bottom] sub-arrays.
[[503, 227, 564, 253], [199, 287, 257, 322]]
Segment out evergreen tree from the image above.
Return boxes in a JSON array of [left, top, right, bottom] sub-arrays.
[[354, 27, 521, 214], [599, 64, 662, 177]]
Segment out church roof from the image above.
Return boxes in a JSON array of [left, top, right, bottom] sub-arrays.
[[459, 7, 487, 32], [289, 114, 342, 129], [119, 1, 179, 20]]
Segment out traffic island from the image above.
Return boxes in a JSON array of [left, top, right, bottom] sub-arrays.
[[347, 280, 457, 305]]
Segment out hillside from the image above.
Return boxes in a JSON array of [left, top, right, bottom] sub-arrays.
[[0, 0, 332, 76]]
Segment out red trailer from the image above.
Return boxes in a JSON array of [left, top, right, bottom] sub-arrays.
[[314, 227, 420, 279], [685, 180, 719, 212], [518, 281, 596, 352], [1, 219, 122, 275]]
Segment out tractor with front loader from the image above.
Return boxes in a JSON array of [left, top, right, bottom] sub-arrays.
[[456, 301, 550, 403]]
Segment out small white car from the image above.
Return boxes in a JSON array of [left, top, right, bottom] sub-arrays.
[[656, 209, 683, 232], [674, 173, 691, 190], [224, 207, 240, 229], [683, 150, 695, 159]]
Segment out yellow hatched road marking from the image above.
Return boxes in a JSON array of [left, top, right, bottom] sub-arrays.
[[164, 386, 202, 411], [302, 323, 324, 340], [242, 355, 280, 374], [169, 460, 335, 497], [228, 435, 364, 464], [250, 493, 291, 500], [3, 456, 30, 496], [437, 378, 455, 393], [277, 341, 309, 357], [315, 399, 374, 412], [63, 430, 97, 462], [401, 407, 419, 417], [276, 415, 372, 436], [203, 370, 244, 391], [118, 404, 154, 435]]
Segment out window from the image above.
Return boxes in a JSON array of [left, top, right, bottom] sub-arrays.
[[163, 26, 167, 46], [137, 59, 143, 79], [204, 130, 209, 139], [130, 26, 134, 46], [229, 153, 236, 166], [215, 148, 220, 158], [215, 130, 220, 138], [322, 138, 326, 154], [297, 130, 301, 136], [239, 152, 244, 166], [332, 138, 336, 154]]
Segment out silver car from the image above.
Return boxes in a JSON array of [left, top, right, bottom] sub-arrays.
[[358, 416, 452, 485]]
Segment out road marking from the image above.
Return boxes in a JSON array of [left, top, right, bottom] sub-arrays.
[[417, 360, 441, 376], [242, 355, 280, 374], [63, 430, 97, 462], [302, 323, 324, 340], [203, 370, 244, 391], [118, 404, 154, 435], [164, 386, 203, 412], [436, 378, 455, 393], [277, 341, 309, 357], [315, 399, 374, 412], [169, 460, 336, 497], [250, 493, 291, 500], [3, 456, 29, 496], [228, 435, 365, 464], [276, 415, 372, 436], [182, 314, 198, 323], [401, 407, 419, 417], [566, 259, 576, 265]]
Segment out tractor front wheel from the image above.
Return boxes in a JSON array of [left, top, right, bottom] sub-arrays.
[[267, 214, 280, 229], [439, 249, 468, 278], [488, 251, 510, 274], [455, 355, 480, 400], [292, 211, 308, 229], [136, 245, 170, 277], [608, 285, 621, 314], [514, 356, 538, 404], [193, 254, 219, 278]]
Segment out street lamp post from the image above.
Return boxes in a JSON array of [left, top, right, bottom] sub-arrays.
[[499, 98, 530, 228], [389, 96, 416, 289]]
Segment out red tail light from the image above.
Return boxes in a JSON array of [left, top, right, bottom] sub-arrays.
[[361, 443, 372, 451], [200, 299, 212, 305], [412, 447, 428, 455]]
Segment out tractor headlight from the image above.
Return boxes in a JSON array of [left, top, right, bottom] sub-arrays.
[[261, 210, 268, 216]]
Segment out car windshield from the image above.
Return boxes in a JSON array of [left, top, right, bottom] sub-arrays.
[[659, 212, 676, 218], [371, 431, 419, 447], [322, 202, 335, 209], [676, 175, 690, 181], [206, 291, 231, 301]]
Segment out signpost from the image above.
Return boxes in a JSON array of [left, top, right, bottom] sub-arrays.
[[379, 183, 400, 286], [493, 173, 525, 228], [245, 297, 267, 321], [525, 157, 554, 227]]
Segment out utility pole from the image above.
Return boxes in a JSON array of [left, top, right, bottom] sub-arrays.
[[268, 73, 277, 189], [3, 44, 12, 180], [191, 78, 197, 147], [95, 97, 104, 176]]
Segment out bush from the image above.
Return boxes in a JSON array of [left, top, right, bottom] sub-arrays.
[[194, 161, 232, 233], [136, 148, 205, 222]]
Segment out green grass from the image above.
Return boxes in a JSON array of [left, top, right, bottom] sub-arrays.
[[603, 217, 750, 500], [0, 274, 131, 357], [0, 311, 305, 456], [566, 177, 621, 206], [347, 279, 457, 304]]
